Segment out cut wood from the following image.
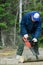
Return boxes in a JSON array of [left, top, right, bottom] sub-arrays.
[[22, 47, 43, 62], [23, 55, 43, 62]]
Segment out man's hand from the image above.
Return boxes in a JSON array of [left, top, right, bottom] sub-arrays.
[[32, 38, 37, 42], [24, 34, 28, 38], [22, 34, 28, 42], [22, 34, 31, 48]]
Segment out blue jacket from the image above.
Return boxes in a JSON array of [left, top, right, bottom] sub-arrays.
[[20, 11, 42, 38]]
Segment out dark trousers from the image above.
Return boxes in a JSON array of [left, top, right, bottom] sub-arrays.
[[16, 37, 25, 56]]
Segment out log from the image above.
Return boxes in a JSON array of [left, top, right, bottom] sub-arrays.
[[22, 47, 43, 62], [24, 55, 43, 62]]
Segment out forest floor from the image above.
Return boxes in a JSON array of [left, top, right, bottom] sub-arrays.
[[0, 46, 43, 65]]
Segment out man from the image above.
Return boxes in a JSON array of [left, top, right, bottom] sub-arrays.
[[16, 11, 42, 62]]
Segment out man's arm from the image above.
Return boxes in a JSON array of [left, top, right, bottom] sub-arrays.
[[34, 21, 42, 38], [20, 16, 32, 48], [20, 16, 28, 36]]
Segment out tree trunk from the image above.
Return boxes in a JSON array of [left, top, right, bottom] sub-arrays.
[[24, 56, 43, 62], [1, 29, 5, 46], [24, 0, 27, 10], [13, 10, 18, 47], [33, 0, 36, 9], [19, 0, 22, 27], [0, 28, 2, 46]]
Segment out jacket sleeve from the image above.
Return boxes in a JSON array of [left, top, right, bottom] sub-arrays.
[[20, 16, 28, 36], [34, 22, 42, 38]]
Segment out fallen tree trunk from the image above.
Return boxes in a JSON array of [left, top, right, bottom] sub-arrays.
[[24, 55, 43, 62], [22, 47, 43, 62]]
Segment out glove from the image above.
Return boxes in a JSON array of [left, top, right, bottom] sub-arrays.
[[24, 34, 28, 38], [32, 38, 37, 43], [23, 34, 28, 42]]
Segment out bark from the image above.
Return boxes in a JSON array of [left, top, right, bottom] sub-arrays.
[[0, 28, 2, 46], [24, 0, 27, 10], [40, 0, 42, 10], [33, 0, 36, 9], [13, 10, 18, 46], [19, 0, 22, 27], [1, 29, 5, 46], [24, 55, 43, 62]]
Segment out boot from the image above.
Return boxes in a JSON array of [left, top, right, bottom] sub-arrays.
[[16, 55, 25, 63]]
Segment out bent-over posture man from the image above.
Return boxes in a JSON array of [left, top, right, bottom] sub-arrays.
[[16, 11, 42, 62]]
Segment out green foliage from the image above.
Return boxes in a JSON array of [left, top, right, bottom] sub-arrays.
[[0, 0, 43, 30], [0, 23, 7, 28], [35, 3, 42, 10], [39, 36, 43, 47], [0, 0, 18, 30], [42, 23, 43, 28]]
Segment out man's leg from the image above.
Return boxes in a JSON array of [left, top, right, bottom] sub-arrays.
[[33, 42, 39, 55], [16, 42, 24, 56], [16, 37, 25, 62], [31, 34, 39, 55]]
